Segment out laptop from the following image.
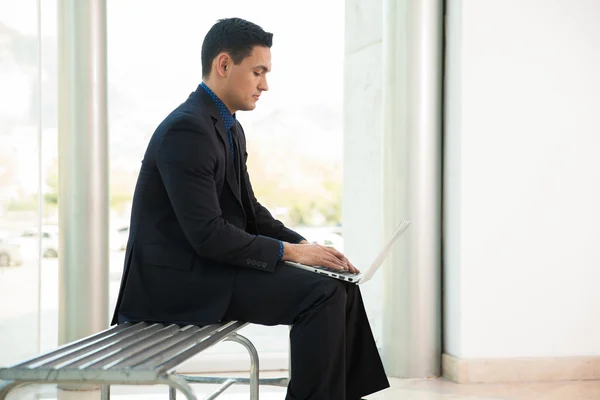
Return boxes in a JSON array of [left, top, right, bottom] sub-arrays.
[[284, 220, 411, 285]]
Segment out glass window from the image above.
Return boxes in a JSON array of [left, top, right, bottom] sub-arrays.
[[0, 0, 42, 366]]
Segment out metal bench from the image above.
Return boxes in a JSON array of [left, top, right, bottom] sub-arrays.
[[0, 321, 289, 400]]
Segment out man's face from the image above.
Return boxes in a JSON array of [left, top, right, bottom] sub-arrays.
[[224, 46, 271, 112]]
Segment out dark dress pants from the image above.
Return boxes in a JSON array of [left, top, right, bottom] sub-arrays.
[[223, 262, 390, 400]]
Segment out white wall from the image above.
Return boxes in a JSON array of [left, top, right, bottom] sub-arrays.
[[444, 0, 600, 359]]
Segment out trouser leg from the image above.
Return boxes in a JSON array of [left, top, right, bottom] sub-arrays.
[[223, 264, 388, 400]]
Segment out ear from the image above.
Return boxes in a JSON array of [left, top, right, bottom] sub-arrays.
[[215, 53, 231, 78]]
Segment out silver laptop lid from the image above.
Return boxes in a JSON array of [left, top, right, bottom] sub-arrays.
[[359, 220, 411, 284]]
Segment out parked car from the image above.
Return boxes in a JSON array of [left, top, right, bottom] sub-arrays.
[[116, 226, 129, 250], [295, 227, 345, 252], [19, 225, 126, 256], [0, 237, 24, 267], [310, 232, 344, 252], [20, 227, 59, 258]]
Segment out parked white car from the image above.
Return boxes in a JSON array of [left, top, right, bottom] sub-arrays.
[[20, 227, 59, 258], [115, 225, 129, 251], [310, 232, 344, 252], [295, 227, 344, 253], [19, 225, 126, 256], [0, 237, 24, 267]]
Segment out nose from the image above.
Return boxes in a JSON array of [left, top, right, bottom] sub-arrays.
[[259, 75, 269, 92]]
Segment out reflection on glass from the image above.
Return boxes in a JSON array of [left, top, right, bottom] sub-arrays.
[[0, 0, 42, 366]]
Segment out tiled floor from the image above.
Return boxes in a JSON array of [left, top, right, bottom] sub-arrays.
[[372, 378, 600, 399], [5, 376, 600, 400]]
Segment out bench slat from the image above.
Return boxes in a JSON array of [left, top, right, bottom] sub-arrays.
[[108, 325, 204, 369], [37, 323, 161, 369], [156, 321, 247, 374], [0, 367, 160, 382], [84, 324, 183, 370], [59, 323, 171, 369], [12, 322, 136, 369], [133, 322, 241, 370]]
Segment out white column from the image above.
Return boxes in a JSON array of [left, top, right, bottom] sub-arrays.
[[343, 0, 385, 342], [57, 0, 109, 347], [380, 0, 443, 377]]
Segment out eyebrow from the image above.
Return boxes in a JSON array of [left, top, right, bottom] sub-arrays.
[[254, 65, 270, 73]]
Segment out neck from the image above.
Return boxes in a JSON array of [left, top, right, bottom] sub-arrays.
[[202, 80, 236, 114]]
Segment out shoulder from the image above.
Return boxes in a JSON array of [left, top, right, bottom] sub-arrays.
[[163, 100, 214, 133], [154, 101, 219, 165]]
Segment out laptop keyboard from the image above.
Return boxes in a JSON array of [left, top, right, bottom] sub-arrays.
[[315, 265, 355, 276]]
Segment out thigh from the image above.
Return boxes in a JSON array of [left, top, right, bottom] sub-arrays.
[[223, 262, 347, 326]]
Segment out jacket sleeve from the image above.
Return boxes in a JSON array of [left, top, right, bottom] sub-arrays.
[[156, 126, 281, 273]]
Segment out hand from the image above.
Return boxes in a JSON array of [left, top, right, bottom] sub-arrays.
[[283, 243, 360, 274]]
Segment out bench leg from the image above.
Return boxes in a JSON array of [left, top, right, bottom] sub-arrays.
[[164, 375, 198, 400], [226, 333, 259, 400], [169, 385, 176, 400], [0, 380, 25, 400], [101, 384, 110, 400]]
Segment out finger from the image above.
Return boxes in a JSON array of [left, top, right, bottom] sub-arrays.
[[325, 246, 345, 260], [323, 247, 354, 273], [341, 256, 357, 274], [315, 247, 347, 270], [322, 255, 347, 271], [330, 256, 348, 271], [344, 257, 360, 274]]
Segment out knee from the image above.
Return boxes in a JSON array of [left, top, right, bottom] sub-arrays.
[[293, 279, 347, 324], [318, 279, 347, 306]]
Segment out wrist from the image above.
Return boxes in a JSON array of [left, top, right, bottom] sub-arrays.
[[282, 242, 297, 261]]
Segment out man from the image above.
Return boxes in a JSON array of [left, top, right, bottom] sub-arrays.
[[112, 17, 389, 400]]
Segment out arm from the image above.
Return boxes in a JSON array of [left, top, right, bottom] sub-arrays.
[[156, 127, 281, 272]]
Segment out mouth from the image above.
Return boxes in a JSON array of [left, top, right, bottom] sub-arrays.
[[252, 95, 260, 101]]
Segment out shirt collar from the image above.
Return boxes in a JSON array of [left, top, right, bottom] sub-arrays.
[[200, 82, 236, 131]]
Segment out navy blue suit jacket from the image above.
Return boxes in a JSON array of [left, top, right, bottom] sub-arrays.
[[111, 85, 305, 326]]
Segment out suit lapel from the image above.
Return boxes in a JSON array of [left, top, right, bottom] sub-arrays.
[[233, 125, 256, 221], [191, 85, 244, 211], [213, 119, 244, 209], [231, 125, 243, 187]]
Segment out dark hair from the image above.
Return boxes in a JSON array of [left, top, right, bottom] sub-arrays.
[[201, 18, 273, 79]]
